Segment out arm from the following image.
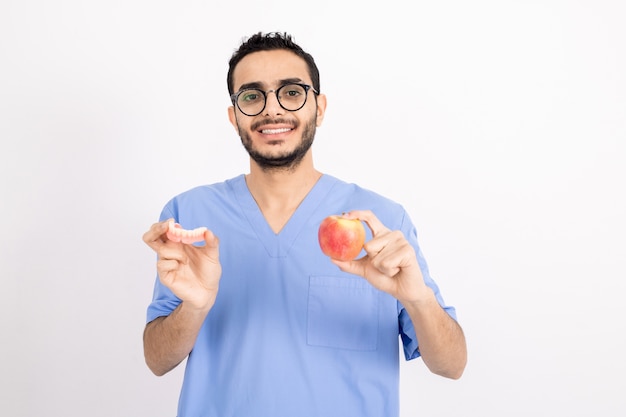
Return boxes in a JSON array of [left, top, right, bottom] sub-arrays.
[[144, 303, 211, 376], [332, 210, 467, 379], [401, 290, 467, 379], [142, 220, 222, 376]]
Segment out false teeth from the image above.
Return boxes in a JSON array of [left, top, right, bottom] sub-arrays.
[[166, 220, 207, 244]]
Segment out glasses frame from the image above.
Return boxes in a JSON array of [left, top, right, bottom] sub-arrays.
[[230, 83, 319, 116]]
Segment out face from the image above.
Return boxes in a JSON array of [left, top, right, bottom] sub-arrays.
[[228, 49, 326, 171]]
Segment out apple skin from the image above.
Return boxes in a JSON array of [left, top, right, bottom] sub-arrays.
[[318, 215, 366, 261]]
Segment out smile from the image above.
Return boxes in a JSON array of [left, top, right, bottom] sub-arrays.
[[261, 127, 292, 134]]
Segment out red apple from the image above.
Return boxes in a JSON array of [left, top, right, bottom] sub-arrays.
[[318, 215, 366, 261]]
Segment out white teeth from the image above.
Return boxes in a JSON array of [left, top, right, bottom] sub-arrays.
[[178, 227, 206, 237], [261, 128, 291, 134], [167, 221, 207, 243]]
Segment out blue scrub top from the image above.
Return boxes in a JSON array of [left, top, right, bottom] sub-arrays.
[[147, 174, 456, 417]]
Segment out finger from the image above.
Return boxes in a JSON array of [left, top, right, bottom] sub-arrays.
[[330, 257, 367, 278], [371, 236, 419, 277], [363, 229, 401, 258], [331, 256, 394, 292], [157, 244, 189, 263], [157, 261, 182, 288], [199, 229, 220, 261], [157, 258, 180, 274], [142, 219, 172, 250], [369, 250, 403, 277], [343, 210, 389, 237]]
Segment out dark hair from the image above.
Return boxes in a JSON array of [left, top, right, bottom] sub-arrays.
[[227, 32, 320, 95]]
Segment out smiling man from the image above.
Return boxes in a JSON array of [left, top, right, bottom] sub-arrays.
[[142, 32, 466, 417], [229, 50, 324, 176]]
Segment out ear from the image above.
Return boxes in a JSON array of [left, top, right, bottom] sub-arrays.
[[227, 106, 238, 131], [315, 93, 327, 127]]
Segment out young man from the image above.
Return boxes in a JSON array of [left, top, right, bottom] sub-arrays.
[[143, 32, 466, 417]]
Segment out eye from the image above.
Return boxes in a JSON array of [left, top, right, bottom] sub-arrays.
[[240, 90, 262, 103], [280, 84, 305, 100]]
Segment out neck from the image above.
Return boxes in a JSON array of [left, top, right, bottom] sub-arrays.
[[245, 152, 322, 233], [247, 153, 321, 204]]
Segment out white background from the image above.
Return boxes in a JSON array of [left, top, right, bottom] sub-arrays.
[[1, 1, 625, 416]]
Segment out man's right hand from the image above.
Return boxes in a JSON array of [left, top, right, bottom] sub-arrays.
[[143, 219, 222, 312]]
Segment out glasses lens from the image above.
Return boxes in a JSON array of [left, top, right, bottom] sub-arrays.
[[236, 84, 310, 116], [277, 84, 307, 111], [237, 89, 265, 115]]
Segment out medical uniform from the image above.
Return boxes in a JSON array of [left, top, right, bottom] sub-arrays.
[[147, 174, 456, 417]]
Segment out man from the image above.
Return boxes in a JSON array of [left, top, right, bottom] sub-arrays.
[[143, 32, 466, 417]]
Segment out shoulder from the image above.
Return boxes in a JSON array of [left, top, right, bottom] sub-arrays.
[[160, 175, 244, 219], [172, 175, 242, 200], [324, 175, 410, 229]]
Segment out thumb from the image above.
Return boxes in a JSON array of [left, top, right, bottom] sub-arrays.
[[201, 229, 220, 260], [330, 257, 366, 278]]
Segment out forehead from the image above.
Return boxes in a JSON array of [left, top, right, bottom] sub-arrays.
[[232, 49, 311, 90]]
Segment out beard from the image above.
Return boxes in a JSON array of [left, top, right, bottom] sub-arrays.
[[237, 116, 317, 172]]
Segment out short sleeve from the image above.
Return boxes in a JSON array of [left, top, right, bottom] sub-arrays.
[[145, 203, 182, 323], [397, 211, 458, 360]]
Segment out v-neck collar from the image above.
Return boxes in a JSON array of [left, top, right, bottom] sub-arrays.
[[231, 174, 337, 258]]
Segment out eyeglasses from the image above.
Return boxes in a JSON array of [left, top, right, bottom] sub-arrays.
[[230, 83, 319, 116]]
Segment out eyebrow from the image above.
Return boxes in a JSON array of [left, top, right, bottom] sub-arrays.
[[237, 78, 304, 92]]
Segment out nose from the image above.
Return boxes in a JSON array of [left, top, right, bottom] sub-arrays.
[[263, 90, 284, 116]]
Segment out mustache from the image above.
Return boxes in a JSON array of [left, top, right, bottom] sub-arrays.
[[250, 118, 297, 131]]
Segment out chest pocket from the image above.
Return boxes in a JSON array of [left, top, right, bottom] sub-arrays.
[[307, 275, 379, 351]]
